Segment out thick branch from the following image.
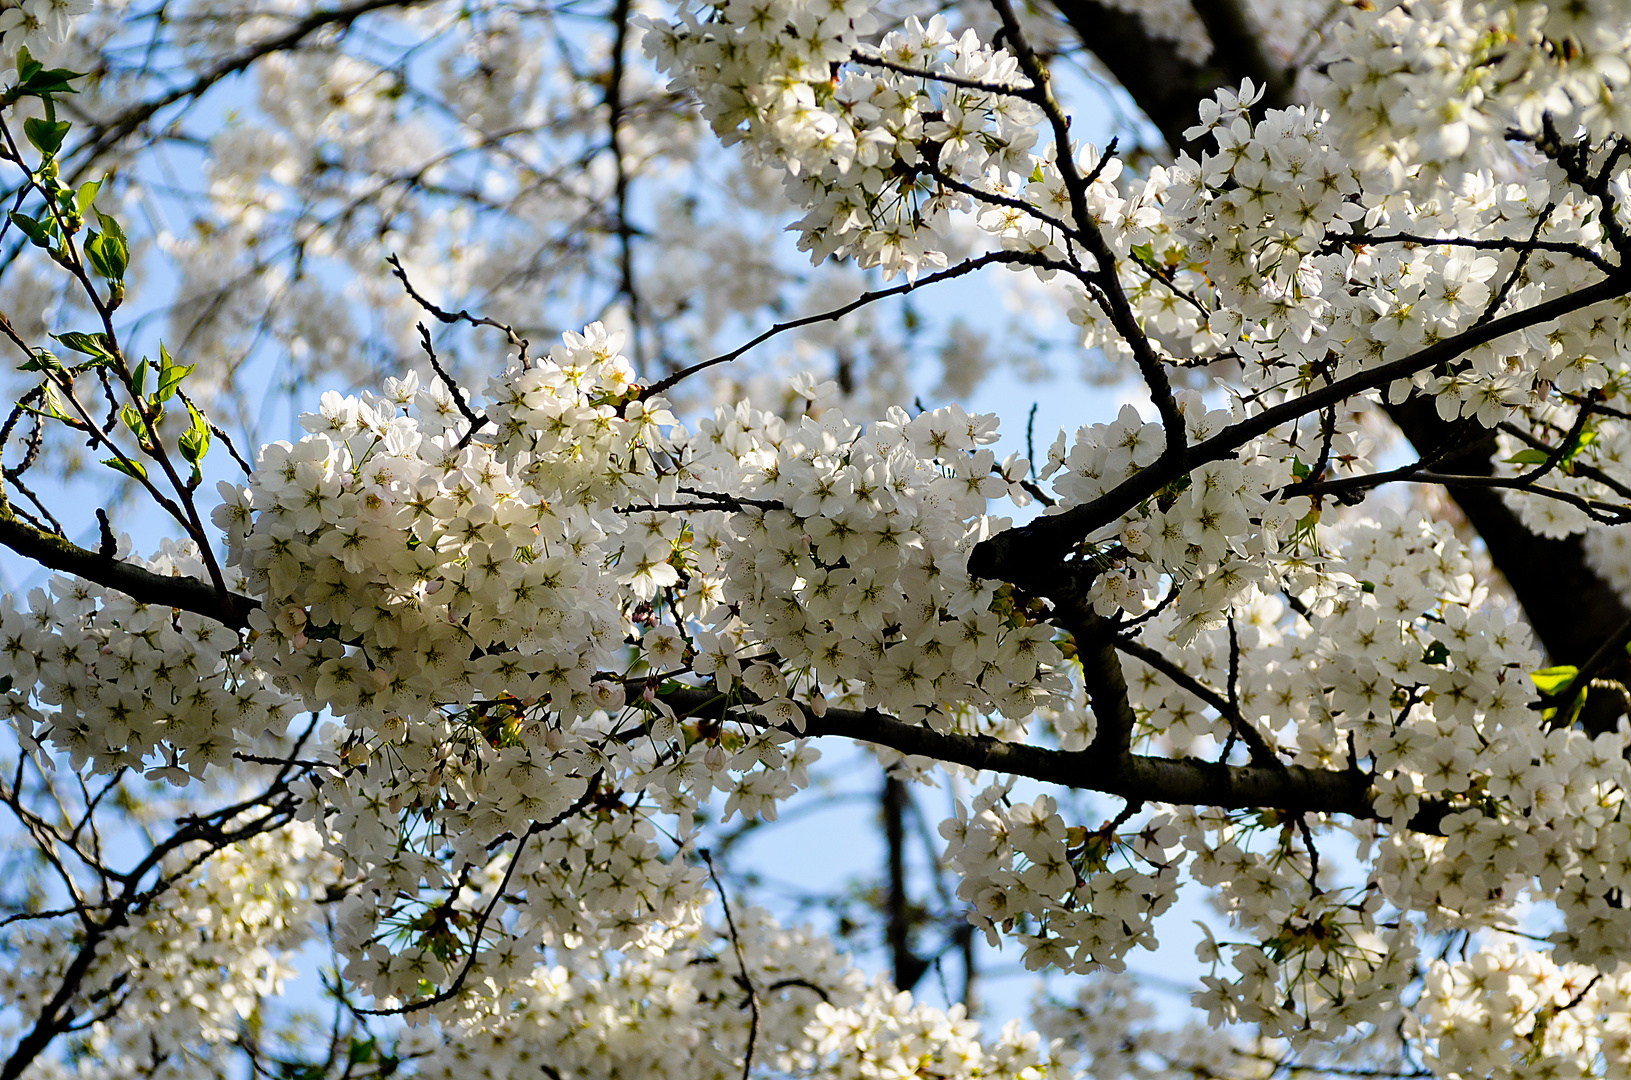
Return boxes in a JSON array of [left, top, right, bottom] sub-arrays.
[[1047, 0, 1295, 159], [1187, 0, 1296, 111], [656, 687, 1442, 831], [969, 271, 1631, 585], [0, 514, 256, 629], [881, 775, 929, 991]]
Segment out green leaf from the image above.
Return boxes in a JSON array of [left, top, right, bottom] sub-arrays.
[[75, 179, 100, 216], [1504, 448, 1551, 466], [178, 402, 210, 465], [16, 56, 85, 97], [1421, 640, 1450, 667], [84, 227, 127, 282], [0, 674, 13, 694], [1529, 665, 1591, 725], [119, 403, 144, 437], [83, 231, 110, 276], [1529, 665, 1579, 696], [22, 116, 69, 156], [94, 209, 125, 244], [101, 456, 147, 481], [9, 211, 52, 248], [178, 427, 208, 464], [51, 331, 114, 360], [155, 345, 193, 403], [14, 46, 39, 84], [1290, 456, 1311, 481], [131, 357, 148, 396], [18, 349, 62, 373], [1505, 431, 1600, 470]]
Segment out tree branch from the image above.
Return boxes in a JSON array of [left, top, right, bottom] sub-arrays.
[[1045, 0, 1631, 736], [1114, 635, 1279, 765], [969, 270, 1631, 585], [0, 513, 256, 628], [655, 686, 1446, 833]]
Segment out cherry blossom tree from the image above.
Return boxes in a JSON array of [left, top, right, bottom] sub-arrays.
[[4, 0, 1631, 1077]]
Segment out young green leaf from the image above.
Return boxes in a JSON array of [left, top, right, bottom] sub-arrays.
[[93, 209, 126, 245], [51, 331, 114, 360], [101, 456, 147, 481], [1504, 448, 1552, 466], [155, 346, 193, 403], [37, 382, 68, 420], [9, 211, 52, 248], [15, 52, 86, 97], [1529, 665, 1579, 696], [178, 401, 211, 466], [84, 228, 128, 281], [22, 116, 70, 156], [18, 348, 63, 374], [75, 179, 101, 216]]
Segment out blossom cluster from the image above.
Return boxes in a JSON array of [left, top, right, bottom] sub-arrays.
[[645, 4, 1044, 278], [940, 787, 1182, 976], [33, 324, 1051, 1009], [0, 0, 86, 56], [12, 0, 1631, 1075], [410, 903, 1072, 1080], [0, 540, 294, 782], [1321, 0, 1631, 194], [0, 817, 335, 1078]]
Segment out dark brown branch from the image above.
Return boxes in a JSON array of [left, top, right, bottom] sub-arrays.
[[655, 687, 1446, 832], [1319, 230, 1619, 279], [1188, 0, 1297, 113], [0, 513, 256, 628], [849, 50, 1033, 98], [881, 774, 929, 991], [390, 251, 525, 377], [1080, 625, 1140, 758], [988, 0, 1187, 456], [969, 271, 1631, 585], [605, 0, 647, 366], [1046, 0, 1291, 159], [700, 849, 760, 1080]]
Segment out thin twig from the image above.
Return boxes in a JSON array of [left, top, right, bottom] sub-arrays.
[[352, 771, 602, 1016], [641, 250, 1064, 399], [701, 848, 760, 1080]]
